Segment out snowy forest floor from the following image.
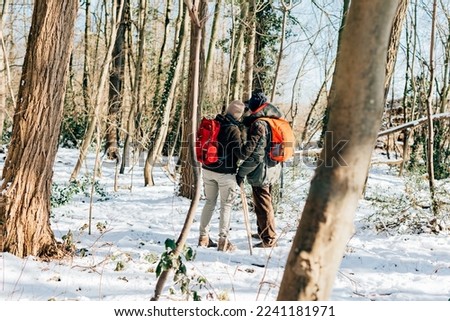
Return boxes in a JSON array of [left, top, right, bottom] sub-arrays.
[[0, 148, 449, 301]]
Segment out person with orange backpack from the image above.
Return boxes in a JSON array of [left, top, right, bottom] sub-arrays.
[[237, 90, 293, 248], [197, 100, 263, 252]]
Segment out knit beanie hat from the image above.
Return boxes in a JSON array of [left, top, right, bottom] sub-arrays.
[[226, 100, 246, 119], [247, 91, 268, 111]]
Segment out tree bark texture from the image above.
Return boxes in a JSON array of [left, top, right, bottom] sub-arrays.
[[152, 0, 205, 300], [201, 0, 222, 108], [384, 0, 410, 100], [144, 4, 188, 186], [105, 0, 129, 161], [231, 1, 248, 100], [178, 0, 206, 199], [71, 0, 124, 181], [120, 0, 147, 174], [243, 0, 256, 101], [0, 0, 78, 258], [277, 0, 400, 300]]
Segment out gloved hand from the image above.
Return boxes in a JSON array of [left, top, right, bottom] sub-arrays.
[[236, 175, 244, 187]]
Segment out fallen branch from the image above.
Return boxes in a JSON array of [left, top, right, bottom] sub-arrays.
[[370, 158, 404, 166], [377, 112, 450, 137]]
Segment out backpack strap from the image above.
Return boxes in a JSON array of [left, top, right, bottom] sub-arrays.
[[250, 102, 270, 115]]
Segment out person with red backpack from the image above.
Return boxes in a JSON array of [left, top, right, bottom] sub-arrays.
[[236, 91, 284, 248], [197, 100, 262, 252]]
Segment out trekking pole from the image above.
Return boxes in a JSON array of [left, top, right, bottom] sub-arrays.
[[239, 182, 253, 255], [280, 161, 284, 200]]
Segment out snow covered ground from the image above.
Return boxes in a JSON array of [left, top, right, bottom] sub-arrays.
[[0, 148, 449, 302]]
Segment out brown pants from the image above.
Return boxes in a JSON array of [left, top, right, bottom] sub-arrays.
[[252, 185, 276, 242]]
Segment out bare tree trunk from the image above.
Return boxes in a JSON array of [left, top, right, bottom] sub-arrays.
[[144, 0, 184, 186], [0, 0, 78, 258], [151, 0, 172, 110], [120, 0, 147, 174], [178, 0, 206, 199], [399, 9, 413, 176], [144, 4, 188, 186], [319, 0, 350, 144], [152, 0, 206, 300], [271, 0, 291, 102], [243, 0, 256, 101], [0, 0, 14, 140], [0, 2, 6, 142], [301, 78, 329, 144], [82, 0, 92, 145], [426, 0, 437, 213], [71, 0, 124, 181], [201, 0, 222, 107], [278, 0, 400, 301], [224, 0, 237, 107], [438, 2, 450, 115], [105, 0, 129, 161], [384, 0, 409, 100], [231, 1, 248, 100]]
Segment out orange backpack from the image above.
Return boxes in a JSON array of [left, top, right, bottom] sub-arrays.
[[259, 117, 295, 162]]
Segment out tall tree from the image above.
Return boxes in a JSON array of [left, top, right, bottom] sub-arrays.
[[82, 0, 92, 146], [144, 3, 188, 186], [426, 0, 437, 213], [243, 0, 256, 101], [0, 0, 13, 142], [201, 0, 222, 108], [384, 0, 410, 100], [178, 0, 207, 199], [320, 0, 350, 146], [70, 0, 124, 181], [151, 0, 172, 111], [105, 0, 130, 161], [253, 2, 281, 92], [0, 0, 78, 258], [120, 0, 147, 174], [152, 0, 207, 300], [230, 1, 248, 101], [278, 0, 400, 300], [271, 0, 292, 102]]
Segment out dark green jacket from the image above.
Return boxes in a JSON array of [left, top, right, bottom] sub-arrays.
[[237, 103, 282, 187]]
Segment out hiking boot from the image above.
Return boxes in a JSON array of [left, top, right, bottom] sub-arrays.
[[198, 235, 217, 248], [253, 239, 277, 248], [217, 237, 236, 252], [251, 233, 261, 239]]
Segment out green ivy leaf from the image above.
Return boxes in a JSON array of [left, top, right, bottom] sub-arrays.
[[155, 262, 162, 277], [184, 247, 195, 261], [164, 238, 176, 251], [179, 263, 186, 275], [193, 291, 201, 301]]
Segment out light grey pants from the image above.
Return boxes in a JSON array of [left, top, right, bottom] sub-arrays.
[[199, 169, 238, 239]]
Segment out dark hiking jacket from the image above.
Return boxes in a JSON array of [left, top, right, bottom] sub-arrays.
[[202, 113, 260, 174], [237, 103, 282, 187]]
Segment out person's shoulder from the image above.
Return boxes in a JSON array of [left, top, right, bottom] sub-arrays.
[[252, 118, 269, 126], [215, 113, 226, 122]]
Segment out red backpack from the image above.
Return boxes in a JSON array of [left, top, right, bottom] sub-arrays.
[[195, 117, 221, 165]]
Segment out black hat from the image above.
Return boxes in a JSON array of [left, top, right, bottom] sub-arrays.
[[247, 91, 268, 111]]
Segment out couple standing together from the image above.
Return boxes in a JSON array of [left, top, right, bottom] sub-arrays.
[[198, 91, 282, 252]]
